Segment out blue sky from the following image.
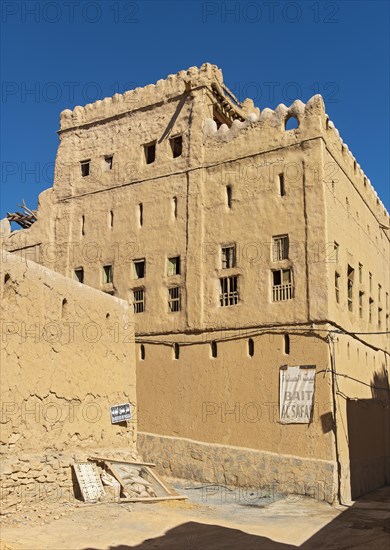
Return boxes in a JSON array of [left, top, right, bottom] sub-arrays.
[[1, 0, 389, 217]]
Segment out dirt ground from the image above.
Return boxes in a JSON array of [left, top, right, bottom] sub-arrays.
[[1, 480, 389, 550]]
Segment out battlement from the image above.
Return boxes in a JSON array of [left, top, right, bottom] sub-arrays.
[[203, 94, 323, 138], [203, 94, 389, 225], [59, 63, 227, 132], [324, 118, 389, 224]]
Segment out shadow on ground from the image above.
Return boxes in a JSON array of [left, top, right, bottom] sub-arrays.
[[83, 486, 390, 550]]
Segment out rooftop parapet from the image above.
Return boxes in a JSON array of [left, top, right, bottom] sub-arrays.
[[204, 94, 389, 225], [59, 63, 226, 132], [324, 118, 389, 225]]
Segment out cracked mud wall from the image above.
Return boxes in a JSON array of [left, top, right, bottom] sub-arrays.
[[0, 251, 136, 454]]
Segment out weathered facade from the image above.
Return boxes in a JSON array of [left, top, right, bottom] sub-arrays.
[[0, 251, 136, 511], [3, 63, 389, 504]]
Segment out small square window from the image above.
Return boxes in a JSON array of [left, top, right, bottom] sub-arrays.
[[102, 265, 113, 284], [74, 268, 84, 283], [133, 288, 145, 313], [80, 160, 90, 177], [170, 136, 183, 158], [168, 286, 181, 312], [167, 256, 180, 276], [144, 142, 156, 164], [272, 235, 289, 261], [133, 259, 145, 279], [221, 245, 236, 269], [104, 156, 113, 170]]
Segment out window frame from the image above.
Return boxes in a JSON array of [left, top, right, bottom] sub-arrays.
[[272, 235, 289, 262], [167, 256, 181, 276], [133, 258, 146, 280], [144, 142, 156, 165], [80, 159, 91, 177], [102, 264, 113, 284], [133, 287, 145, 314], [168, 286, 181, 313], [221, 244, 236, 269], [219, 275, 239, 307], [74, 267, 84, 283], [170, 135, 183, 158], [272, 268, 294, 302]]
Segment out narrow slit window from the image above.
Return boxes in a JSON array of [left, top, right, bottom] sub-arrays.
[[81, 215, 85, 236], [133, 288, 145, 314], [173, 343, 180, 360], [226, 185, 232, 208], [358, 263, 363, 283], [102, 265, 113, 284], [248, 338, 254, 357], [80, 160, 90, 177], [333, 242, 339, 262], [284, 334, 290, 355], [109, 210, 114, 228], [211, 341, 217, 358], [378, 308, 382, 330], [335, 272, 340, 303], [144, 142, 156, 164], [173, 196, 178, 219], [359, 291, 364, 318], [279, 173, 285, 196], [369, 298, 374, 324], [170, 136, 183, 158], [168, 286, 181, 312], [140, 344, 145, 361], [347, 265, 354, 311], [74, 268, 84, 283], [139, 203, 143, 227]]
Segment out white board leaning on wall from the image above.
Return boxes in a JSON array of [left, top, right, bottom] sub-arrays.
[[279, 365, 316, 424]]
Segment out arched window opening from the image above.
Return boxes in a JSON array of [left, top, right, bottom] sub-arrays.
[[285, 116, 299, 131]]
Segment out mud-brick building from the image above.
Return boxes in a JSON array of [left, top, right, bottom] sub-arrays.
[[3, 63, 389, 504]]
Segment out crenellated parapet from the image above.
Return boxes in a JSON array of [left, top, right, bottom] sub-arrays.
[[59, 63, 226, 132], [323, 118, 389, 226], [203, 94, 325, 140], [203, 94, 389, 226]]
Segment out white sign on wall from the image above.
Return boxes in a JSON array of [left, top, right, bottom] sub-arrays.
[[279, 366, 316, 424], [110, 403, 131, 424]]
